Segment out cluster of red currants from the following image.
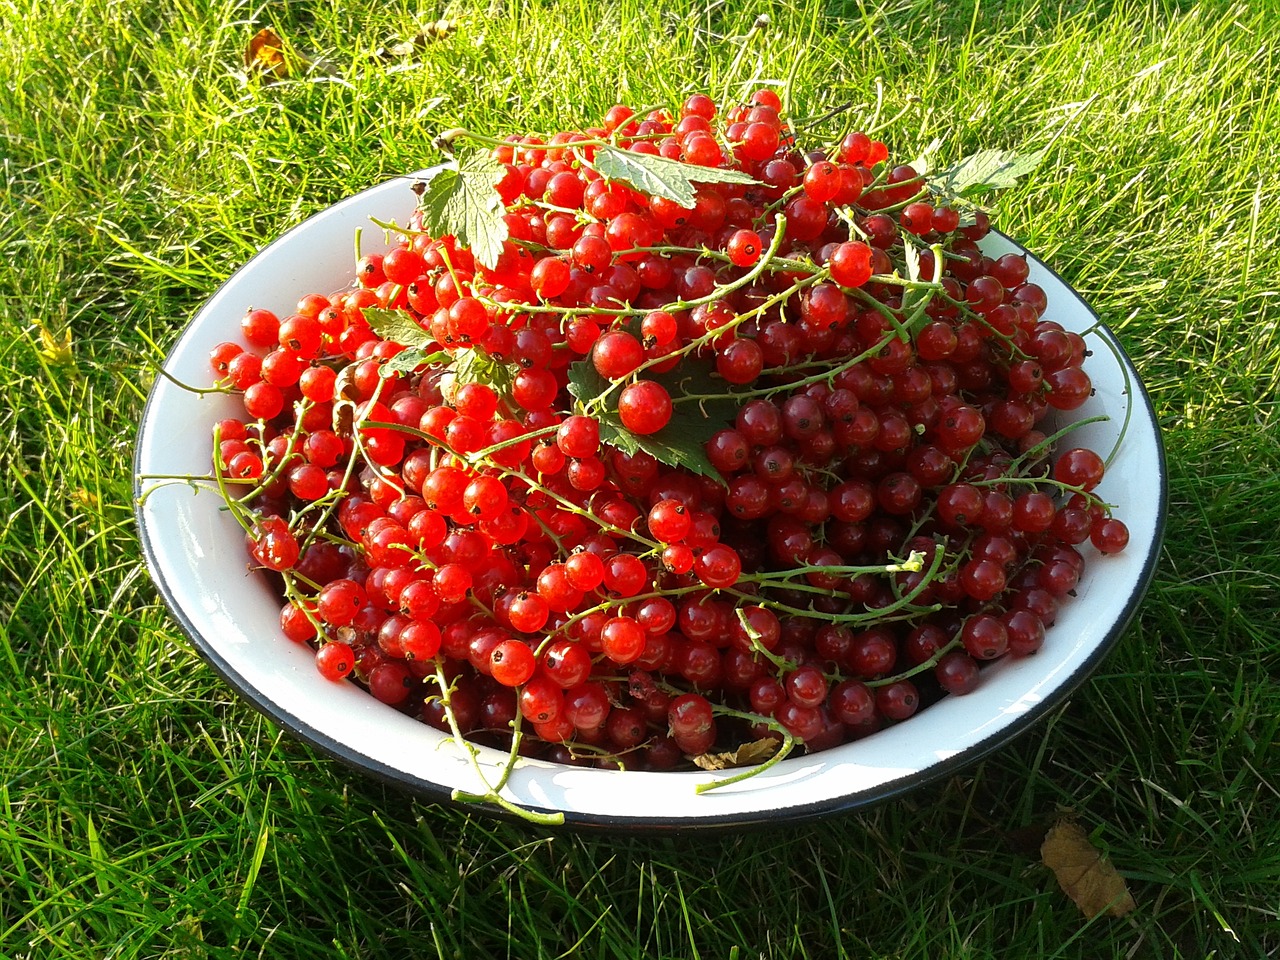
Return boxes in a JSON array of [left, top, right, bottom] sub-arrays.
[[207, 88, 1128, 771]]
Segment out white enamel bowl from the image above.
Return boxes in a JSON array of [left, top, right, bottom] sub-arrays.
[[135, 172, 1167, 830]]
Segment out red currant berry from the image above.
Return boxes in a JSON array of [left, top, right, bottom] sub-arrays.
[[726, 229, 763, 268], [617, 380, 672, 435], [316, 642, 355, 681]]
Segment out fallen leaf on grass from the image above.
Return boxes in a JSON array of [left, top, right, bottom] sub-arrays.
[[69, 488, 100, 511], [244, 27, 291, 81], [1041, 819, 1136, 919], [36, 321, 74, 367], [693, 738, 779, 771]]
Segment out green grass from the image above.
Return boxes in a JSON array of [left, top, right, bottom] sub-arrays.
[[2, 0, 1279, 956]]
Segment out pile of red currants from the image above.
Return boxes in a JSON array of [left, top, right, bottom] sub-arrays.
[[207, 88, 1129, 774]]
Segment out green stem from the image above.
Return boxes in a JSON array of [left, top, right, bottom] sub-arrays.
[[734, 607, 796, 673], [430, 659, 565, 826], [865, 639, 963, 689], [694, 704, 796, 795], [1004, 414, 1111, 475], [581, 214, 795, 417], [210, 425, 256, 537], [673, 328, 895, 406]]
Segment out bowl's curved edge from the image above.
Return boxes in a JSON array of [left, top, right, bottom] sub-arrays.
[[132, 205, 1168, 833], [131, 172, 463, 810], [626, 233, 1171, 833]]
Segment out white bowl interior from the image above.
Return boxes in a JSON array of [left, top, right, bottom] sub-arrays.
[[135, 174, 1166, 828]]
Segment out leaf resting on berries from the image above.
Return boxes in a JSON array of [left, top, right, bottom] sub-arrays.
[[363, 307, 435, 349], [591, 145, 758, 209], [448, 346, 515, 397], [417, 154, 510, 270], [566, 358, 738, 482], [380, 346, 450, 377], [693, 738, 780, 770]]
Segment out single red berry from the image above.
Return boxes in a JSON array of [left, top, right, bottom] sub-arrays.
[[647, 498, 692, 543], [828, 241, 873, 288], [962, 614, 1009, 660], [799, 161, 839, 203], [662, 543, 695, 574], [531, 256, 571, 300], [935, 651, 980, 695], [875, 681, 919, 721], [725, 229, 763, 268], [490, 639, 536, 687], [600, 616, 647, 665], [1090, 517, 1130, 554], [592, 329, 645, 380], [316, 642, 355, 681], [617, 380, 672, 435], [556, 415, 600, 459], [693, 543, 741, 589], [1054, 448, 1106, 490]]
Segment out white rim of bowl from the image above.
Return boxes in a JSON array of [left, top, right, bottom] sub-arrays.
[[133, 174, 1168, 831]]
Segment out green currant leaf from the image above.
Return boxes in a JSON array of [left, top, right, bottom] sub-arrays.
[[929, 148, 1046, 201], [907, 137, 943, 177], [417, 153, 509, 270], [379, 346, 451, 377], [900, 242, 930, 330], [903, 242, 921, 283], [448, 345, 515, 397], [362, 307, 435, 348], [566, 358, 739, 483], [590, 145, 758, 209]]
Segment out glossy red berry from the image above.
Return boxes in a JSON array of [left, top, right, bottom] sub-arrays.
[[726, 229, 763, 268], [592, 329, 645, 380], [617, 380, 672, 435]]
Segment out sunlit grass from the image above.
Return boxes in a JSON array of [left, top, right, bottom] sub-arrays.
[[2, 0, 1278, 956]]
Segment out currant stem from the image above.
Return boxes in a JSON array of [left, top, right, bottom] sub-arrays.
[[864, 638, 963, 689], [430, 658, 565, 826], [734, 608, 796, 673], [694, 705, 795, 795], [1004, 414, 1110, 476]]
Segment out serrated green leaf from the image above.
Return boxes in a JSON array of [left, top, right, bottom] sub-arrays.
[[929, 148, 1046, 201], [591, 145, 758, 209], [417, 154, 509, 269], [900, 242, 926, 321], [903, 243, 921, 283], [566, 358, 739, 482], [380, 346, 451, 377], [362, 307, 435, 348], [908, 137, 943, 177], [448, 345, 515, 397]]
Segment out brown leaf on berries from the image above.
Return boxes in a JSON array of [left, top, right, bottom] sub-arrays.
[[244, 27, 292, 81], [1041, 820, 1136, 919], [692, 738, 779, 771], [332, 365, 362, 404]]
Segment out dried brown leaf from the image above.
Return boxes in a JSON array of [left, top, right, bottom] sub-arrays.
[[692, 738, 779, 771], [244, 27, 290, 81], [422, 19, 457, 40], [385, 39, 418, 58], [69, 488, 99, 511], [1041, 820, 1136, 919]]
